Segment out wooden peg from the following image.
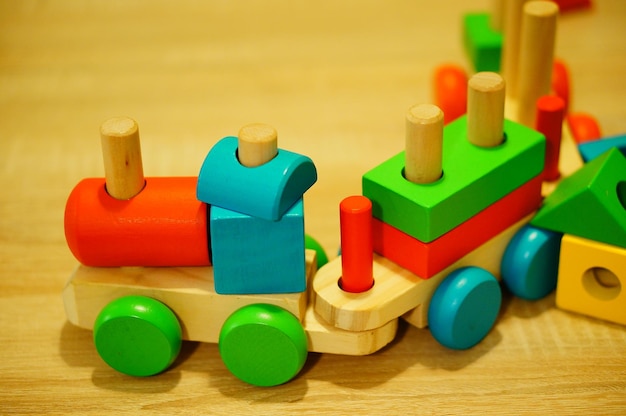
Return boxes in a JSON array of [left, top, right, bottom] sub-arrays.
[[490, 0, 504, 32], [517, 1, 559, 127], [237, 123, 278, 167], [404, 104, 444, 184], [501, 0, 528, 100], [467, 72, 506, 147], [100, 117, 145, 200]]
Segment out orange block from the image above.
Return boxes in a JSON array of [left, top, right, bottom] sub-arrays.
[[373, 174, 543, 278], [433, 64, 468, 125], [65, 177, 210, 267], [556, 234, 626, 326], [567, 113, 602, 144]]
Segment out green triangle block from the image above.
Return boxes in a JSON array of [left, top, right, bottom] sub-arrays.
[[531, 148, 626, 248]]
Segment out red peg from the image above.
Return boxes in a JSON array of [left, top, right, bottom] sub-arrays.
[[339, 196, 374, 293], [535, 95, 565, 182]]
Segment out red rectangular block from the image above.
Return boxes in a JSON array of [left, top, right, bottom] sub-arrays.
[[373, 174, 543, 279], [552, 0, 592, 13]]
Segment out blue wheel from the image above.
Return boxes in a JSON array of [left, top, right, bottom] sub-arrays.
[[428, 267, 502, 350], [501, 224, 562, 300]]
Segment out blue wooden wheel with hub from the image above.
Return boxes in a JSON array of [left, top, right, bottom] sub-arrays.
[[428, 266, 502, 350]]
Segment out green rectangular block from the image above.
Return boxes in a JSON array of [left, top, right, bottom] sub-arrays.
[[463, 13, 502, 72], [362, 116, 545, 243]]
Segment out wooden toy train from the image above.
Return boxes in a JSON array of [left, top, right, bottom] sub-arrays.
[[62, 0, 625, 387]]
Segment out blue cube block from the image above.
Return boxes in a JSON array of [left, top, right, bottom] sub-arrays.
[[210, 199, 306, 294]]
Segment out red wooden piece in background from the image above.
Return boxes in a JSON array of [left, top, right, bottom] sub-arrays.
[[536, 95, 565, 181]]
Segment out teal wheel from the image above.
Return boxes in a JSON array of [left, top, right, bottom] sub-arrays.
[[501, 224, 562, 300], [428, 267, 502, 350], [219, 303, 308, 387], [93, 295, 182, 377]]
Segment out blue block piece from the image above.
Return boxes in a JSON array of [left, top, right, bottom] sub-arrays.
[[210, 199, 306, 294], [501, 224, 562, 300], [428, 266, 502, 350], [578, 133, 626, 162], [197, 137, 317, 221]]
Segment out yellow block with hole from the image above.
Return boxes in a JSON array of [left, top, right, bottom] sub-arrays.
[[556, 234, 626, 325]]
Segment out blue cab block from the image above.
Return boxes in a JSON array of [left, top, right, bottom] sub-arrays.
[[197, 137, 317, 221], [210, 199, 306, 295]]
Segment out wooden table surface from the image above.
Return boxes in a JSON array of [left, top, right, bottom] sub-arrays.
[[1, 1, 625, 414]]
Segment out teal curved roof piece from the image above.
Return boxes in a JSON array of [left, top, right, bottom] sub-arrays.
[[197, 137, 317, 221]]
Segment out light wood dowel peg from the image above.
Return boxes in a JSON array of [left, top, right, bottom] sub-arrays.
[[237, 123, 278, 167], [404, 104, 444, 184], [467, 72, 506, 148], [501, 0, 528, 100], [491, 0, 504, 32], [100, 116, 145, 200], [517, 0, 559, 127]]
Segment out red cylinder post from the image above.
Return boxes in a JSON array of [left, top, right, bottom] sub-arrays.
[[535, 95, 565, 182], [339, 195, 374, 293], [64, 177, 210, 267]]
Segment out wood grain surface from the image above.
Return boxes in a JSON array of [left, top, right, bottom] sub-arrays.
[[1, 1, 625, 414]]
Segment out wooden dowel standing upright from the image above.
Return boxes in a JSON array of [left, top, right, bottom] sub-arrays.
[[501, 0, 528, 101], [467, 72, 506, 148], [517, 1, 559, 127], [491, 0, 504, 32], [404, 104, 444, 184], [237, 123, 278, 167], [100, 117, 145, 200]]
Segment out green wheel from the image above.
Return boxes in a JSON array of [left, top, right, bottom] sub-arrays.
[[219, 303, 308, 387], [93, 295, 182, 377], [305, 234, 329, 269]]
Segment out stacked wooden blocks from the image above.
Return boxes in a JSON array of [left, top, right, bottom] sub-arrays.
[[196, 124, 317, 294], [363, 74, 545, 280], [314, 72, 548, 351]]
